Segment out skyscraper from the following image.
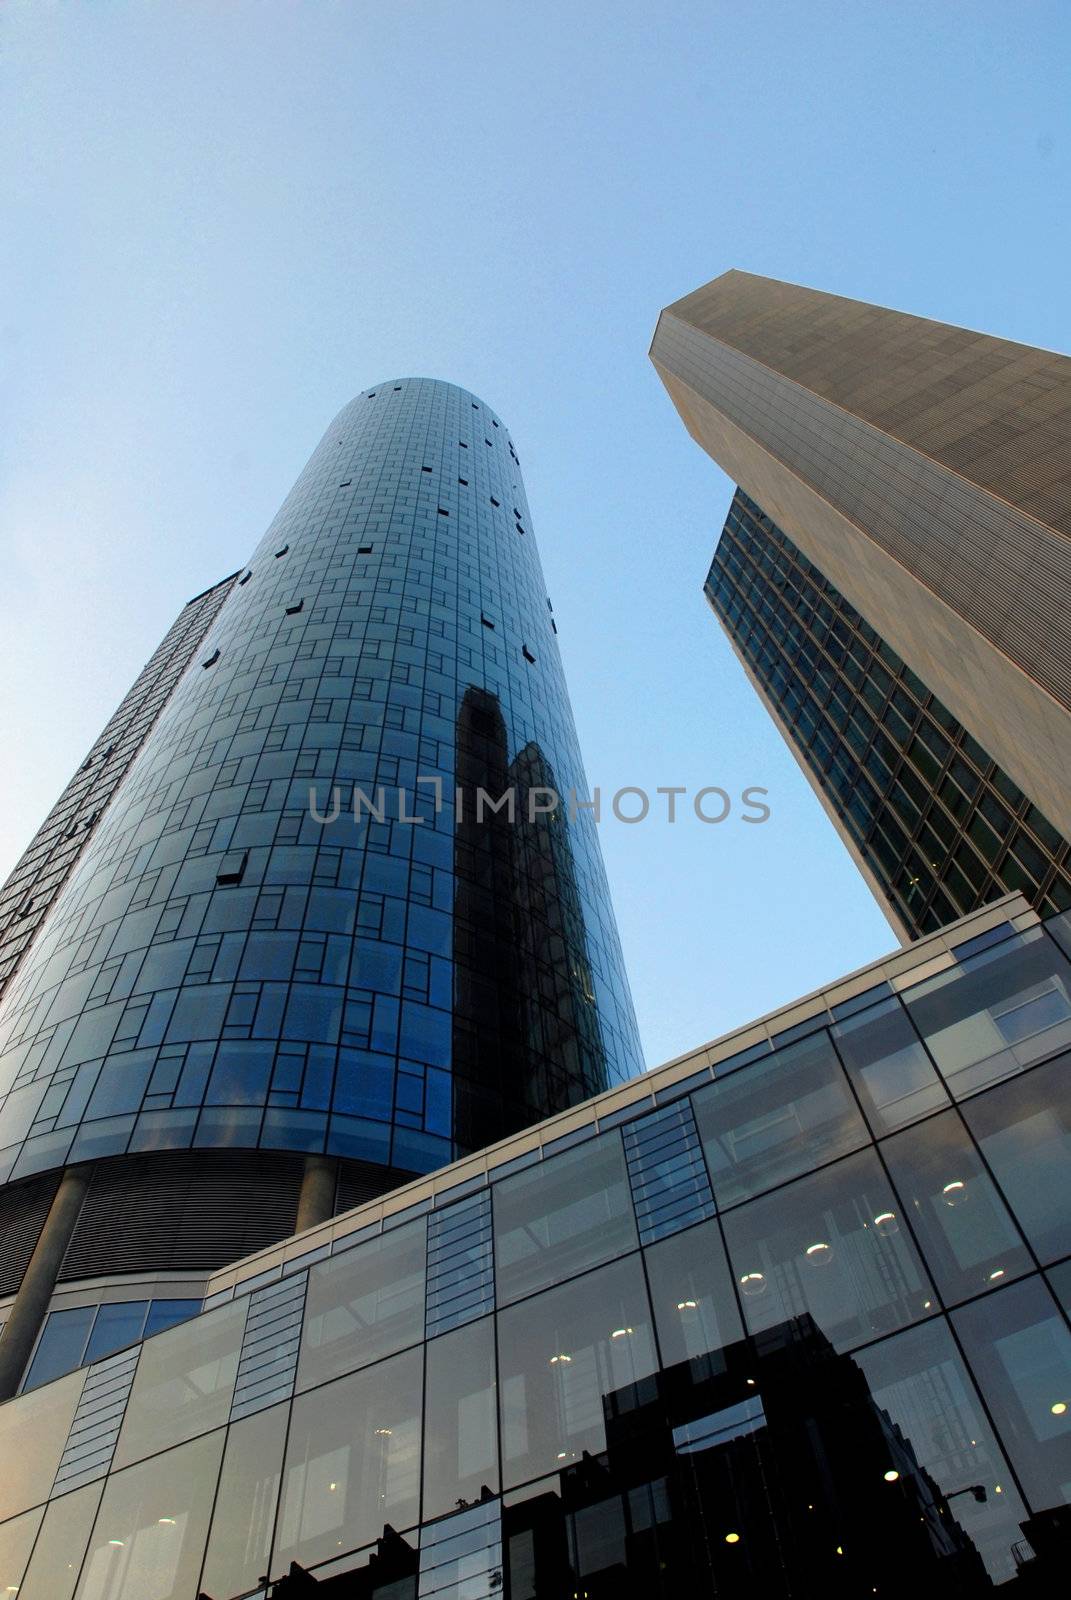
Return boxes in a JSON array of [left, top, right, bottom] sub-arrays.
[[0, 379, 641, 1397], [0, 575, 238, 1001], [651, 271, 1071, 937]]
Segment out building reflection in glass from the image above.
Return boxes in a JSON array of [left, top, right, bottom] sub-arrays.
[[504, 1315, 1014, 1596], [452, 687, 608, 1152]]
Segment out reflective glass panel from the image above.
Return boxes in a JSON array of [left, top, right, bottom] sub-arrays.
[[0, 1368, 85, 1520], [422, 1317, 499, 1519], [83, 1301, 149, 1366], [0, 1506, 44, 1598], [113, 1297, 247, 1470], [275, 1347, 422, 1572], [854, 1318, 1027, 1586], [642, 1218, 743, 1372], [902, 929, 1071, 1097], [832, 997, 949, 1134], [882, 1110, 1032, 1304], [493, 1134, 637, 1305], [17, 1482, 103, 1600], [960, 1054, 1071, 1265], [74, 1430, 224, 1600], [143, 1299, 200, 1339], [694, 1031, 869, 1207], [200, 1403, 287, 1600], [952, 1276, 1071, 1511], [298, 1218, 426, 1391], [22, 1304, 95, 1391], [721, 1148, 935, 1351], [497, 1255, 658, 1487]]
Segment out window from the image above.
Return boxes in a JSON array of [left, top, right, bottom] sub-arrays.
[[358, 544, 373, 554], [961, 1053, 1071, 1264], [285, 599, 304, 615], [721, 1147, 935, 1352], [216, 849, 248, 887], [831, 997, 948, 1134], [298, 1218, 426, 1390], [200, 1403, 287, 1600], [490, 496, 500, 507], [902, 928, 1071, 1096], [497, 1255, 658, 1487], [238, 570, 252, 585], [275, 1349, 422, 1570], [952, 1277, 1071, 1513], [480, 615, 495, 630], [75, 1431, 225, 1600], [422, 1318, 499, 1518], [493, 1132, 636, 1304], [854, 1318, 1026, 1586], [694, 1030, 869, 1206], [437, 507, 449, 517], [422, 466, 432, 472], [274, 544, 289, 557], [202, 649, 220, 668], [522, 646, 536, 664], [643, 1219, 743, 1372], [113, 1298, 247, 1471], [881, 1110, 1032, 1303], [458, 476, 468, 486]]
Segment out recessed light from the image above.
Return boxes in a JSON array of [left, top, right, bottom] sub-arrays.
[[725, 1532, 740, 1544], [883, 1469, 900, 1482]]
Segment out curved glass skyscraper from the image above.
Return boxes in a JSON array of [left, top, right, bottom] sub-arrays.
[[0, 380, 641, 1390]]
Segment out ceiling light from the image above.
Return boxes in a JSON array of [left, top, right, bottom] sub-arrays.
[[739, 1272, 766, 1295], [676, 1299, 698, 1311], [942, 1180, 966, 1207], [549, 1353, 572, 1365], [989, 1268, 1005, 1280], [157, 1517, 176, 1525], [1051, 1401, 1067, 1416], [610, 1327, 633, 1339], [805, 1241, 833, 1265], [724, 1532, 740, 1544], [873, 1211, 897, 1234], [883, 1470, 900, 1482]]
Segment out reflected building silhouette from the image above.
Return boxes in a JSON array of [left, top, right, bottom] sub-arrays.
[[452, 687, 608, 1152], [504, 1315, 992, 1598]]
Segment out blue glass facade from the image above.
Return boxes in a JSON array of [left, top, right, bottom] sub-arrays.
[[0, 380, 641, 1189]]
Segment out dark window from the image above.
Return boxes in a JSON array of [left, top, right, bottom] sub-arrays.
[[238, 571, 252, 585], [490, 497, 500, 507], [437, 507, 449, 517], [422, 466, 432, 473], [458, 477, 468, 486], [358, 545, 372, 555], [202, 649, 220, 669], [480, 615, 495, 630], [216, 850, 248, 887], [274, 545, 289, 558], [285, 600, 304, 615], [339, 480, 351, 487], [522, 646, 536, 663]]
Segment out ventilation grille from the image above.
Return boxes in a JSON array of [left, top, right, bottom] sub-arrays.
[[623, 1099, 716, 1245], [0, 1171, 62, 1296], [426, 1189, 494, 1338], [230, 1271, 307, 1422], [58, 1150, 306, 1280], [419, 1498, 503, 1600], [52, 1343, 139, 1496]]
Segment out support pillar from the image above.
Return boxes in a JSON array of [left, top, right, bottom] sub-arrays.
[[0, 1166, 89, 1401], [295, 1154, 338, 1235]]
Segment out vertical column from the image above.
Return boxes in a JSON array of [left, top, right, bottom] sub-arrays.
[[0, 1166, 89, 1401]]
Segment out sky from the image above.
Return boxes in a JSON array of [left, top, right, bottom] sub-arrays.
[[2, 1, 1069, 1069]]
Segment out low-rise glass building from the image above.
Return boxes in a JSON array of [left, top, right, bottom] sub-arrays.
[[0, 893, 1068, 1596]]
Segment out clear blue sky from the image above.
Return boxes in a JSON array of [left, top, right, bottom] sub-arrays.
[[2, 2, 1069, 1067]]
